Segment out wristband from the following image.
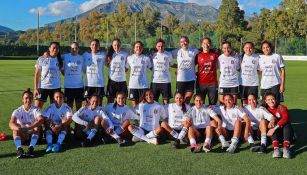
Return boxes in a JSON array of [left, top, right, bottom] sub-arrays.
[[274, 126, 279, 130]]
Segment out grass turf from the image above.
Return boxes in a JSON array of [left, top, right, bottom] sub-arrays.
[[0, 59, 306, 174]]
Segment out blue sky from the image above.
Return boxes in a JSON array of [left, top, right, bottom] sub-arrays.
[[0, 0, 282, 31]]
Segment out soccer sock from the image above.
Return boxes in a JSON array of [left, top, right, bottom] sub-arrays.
[[170, 130, 179, 139], [178, 127, 188, 140], [231, 137, 239, 146], [218, 135, 226, 144], [204, 137, 212, 145], [130, 128, 149, 142], [247, 134, 254, 144], [115, 127, 124, 135], [82, 128, 91, 135], [29, 134, 39, 147], [14, 136, 22, 150], [87, 128, 97, 141], [283, 141, 290, 148], [189, 138, 196, 146], [260, 133, 267, 145], [272, 140, 279, 149], [146, 130, 157, 139], [57, 131, 66, 144], [110, 132, 120, 140], [45, 130, 53, 145]]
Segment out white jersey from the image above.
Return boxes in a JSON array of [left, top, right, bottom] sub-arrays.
[[11, 105, 42, 128], [213, 105, 246, 130], [167, 103, 191, 130], [108, 51, 128, 82], [104, 103, 138, 128], [185, 105, 217, 129], [135, 102, 167, 131], [259, 53, 285, 89], [239, 53, 260, 86], [151, 51, 174, 83], [83, 51, 106, 87], [35, 56, 61, 89], [173, 48, 198, 82], [43, 103, 72, 125], [126, 54, 152, 89], [72, 106, 107, 126], [243, 105, 273, 129], [63, 53, 84, 88], [218, 54, 240, 88]]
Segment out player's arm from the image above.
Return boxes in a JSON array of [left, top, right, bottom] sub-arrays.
[[9, 117, 20, 131], [280, 67, 285, 93], [29, 115, 44, 130], [34, 68, 41, 98]]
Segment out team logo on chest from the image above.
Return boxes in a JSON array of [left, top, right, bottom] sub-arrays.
[[141, 60, 145, 64], [231, 60, 234, 64], [77, 60, 81, 65], [122, 112, 126, 117], [252, 60, 256, 64], [97, 58, 102, 63], [210, 56, 214, 60], [120, 56, 124, 61], [154, 109, 158, 114]]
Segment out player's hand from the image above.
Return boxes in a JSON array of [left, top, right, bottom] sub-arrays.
[[43, 51, 50, 58], [267, 128, 276, 137], [280, 85, 285, 93], [106, 56, 111, 66], [268, 121, 275, 129], [52, 125, 62, 135], [34, 89, 39, 98]]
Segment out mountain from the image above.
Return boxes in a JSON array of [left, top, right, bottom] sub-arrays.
[[47, 0, 218, 27], [0, 25, 15, 34]]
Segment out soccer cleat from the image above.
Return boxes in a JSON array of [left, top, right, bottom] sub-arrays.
[[46, 145, 53, 153], [249, 143, 260, 152], [226, 144, 237, 154], [221, 141, 230, 149], [132, 136, 141, 143], [16, 147, 25, 159], [172, 139, 180, 149], [25, 146, 35, 158], [258, 144, 267, 154], [272, 148, 282, 158], [202, 143, 211, 153], [117, 138, 127, 147], [81, 139, 91, 147], [148, 138, 158, 145], [283, 147, 291, 159], [52, 143, 61, 153], [190, 144, 201, 153]]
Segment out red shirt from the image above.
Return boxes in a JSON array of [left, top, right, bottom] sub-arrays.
[[267, 104, 290, 127], [196, 51, 219, 85]]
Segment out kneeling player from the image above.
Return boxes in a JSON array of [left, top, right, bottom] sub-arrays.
[[128, 89, 167, 145], [186, 94, 224, 153], [161, 92, 191, 148], [43, 91, 73, 153], [9, 88, 44, 158]]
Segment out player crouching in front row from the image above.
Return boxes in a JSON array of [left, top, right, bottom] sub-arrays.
[[9, 88, 44, 159]]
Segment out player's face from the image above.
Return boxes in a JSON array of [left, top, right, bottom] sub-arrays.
[[90, 97, 99, 110], [134, 43, 143, 55], [22, 93, 33, 107], [265, 95, 276, 109], [194, 96, 203, 109], [247, 95, 257, 108], [202, 39, 211, 53], [175, 93, 184, 106], [145, 91, 154, 103], [49, 44, 59, 57], [112, 40, 121, 53], [156, 42, 165, 53], [90, 41, 99, 53], [54, 92, 64, 107], [222, 43, 232, 56], [179, 38, 189, 49], [116, 94, 126, 106], [224, 95, 234, 108], [243, 43, 253, 56], [262, 43, 271, 56], [71, 43, 79, 55]]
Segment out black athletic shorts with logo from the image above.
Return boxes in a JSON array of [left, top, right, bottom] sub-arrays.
[[128, 88, 148, 102], [64, 88, 84, 102], [106, 79, 128, 98], [84, 86, 105, 98], [239, 85, 258, 100], [176, 80, 195, 95], [196, 84, 218, 105], [35, 88, 61, 102], [218, 86, 239, 95], [260, 84, 281, 103], [151, 82, 172, 101]]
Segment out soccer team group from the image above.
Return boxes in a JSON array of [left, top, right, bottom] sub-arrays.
[[9, 36, 295, 160]]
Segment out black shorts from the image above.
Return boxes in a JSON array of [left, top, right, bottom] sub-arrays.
[[239, 85, 258, 100], [176, 80, 195, 95], [106, 79, 128, 98], [64, 88, 84, 102], [260, 84, 281, 103], [128, 88, 148, 102], [35, 88, 61, 102], [196, 84, 218, 105], [84, 86, 105, 98], [151, 82, 172, 101], [218, 86, 239, 95]]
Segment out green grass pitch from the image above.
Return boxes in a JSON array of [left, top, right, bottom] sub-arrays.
[[0, 59, 306, 174]]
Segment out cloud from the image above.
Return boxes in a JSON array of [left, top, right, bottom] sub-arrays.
[[80, 0, 112, 12], [29, 0, 79, 17]]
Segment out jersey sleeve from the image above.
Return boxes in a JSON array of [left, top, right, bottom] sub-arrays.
[[64, 105, 73, 118], [11, 109, 20, 120], [72, 107, 89, 126], [159, 105, 167, 120], [146, 56, 153, 69], [43, 105, 52, 119], [207, 107, 217, 118], [278, 54, 285, 68], [236, 107, 247, 119], [276, 105, 289, 127], [33, 107, 42, 119], [260, 107, 273, 121], [35, 56, 44, 70], [99, 109, 114, 129]]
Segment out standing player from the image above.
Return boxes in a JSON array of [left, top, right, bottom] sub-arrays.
[[106, 38, 129, 103], [161, 92, 191, 148], [263, 92, 294, 159], [213, 94, 253, 153], [218, 41, 240, 104], [83, 39, 106, 104], [172, 36, 198, 104], [185, 94, 225, 153], [9, 88, 44, 158], [43, 91, 73, 153], [128, 89, 167, 145], [259, 40, 285, 103], [34, 42, 62, 108], [195, 37, 219, 105], [243, 93, 275, 153], [126, 41, 152, 108], [151, 39, 174, 104], [62, 42, 84, 110]]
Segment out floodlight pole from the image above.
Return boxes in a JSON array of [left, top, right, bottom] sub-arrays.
[[37, 10, 40, 56], [74, 16, 77, 42]]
